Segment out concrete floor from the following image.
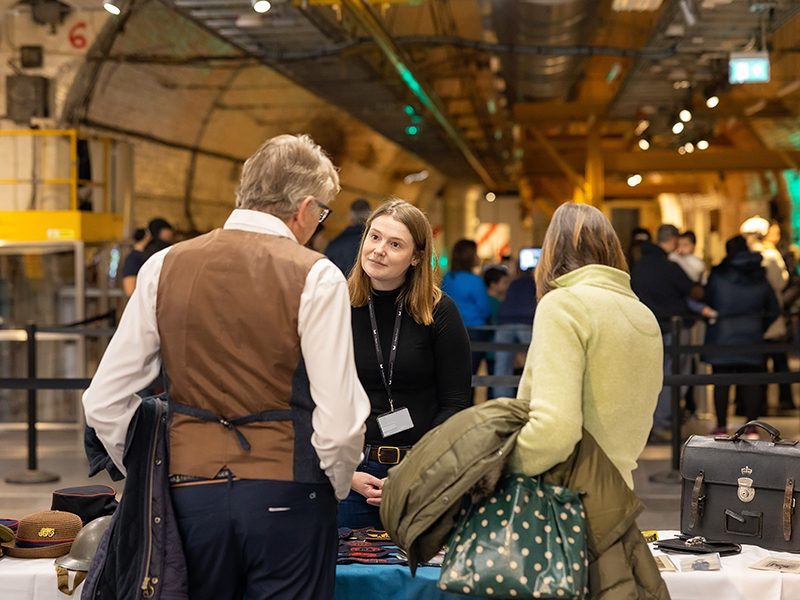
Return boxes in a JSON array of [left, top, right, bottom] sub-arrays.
[[0, 408, 797, 529]]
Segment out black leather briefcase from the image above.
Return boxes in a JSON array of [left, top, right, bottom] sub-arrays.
[[680, 421, 799, 553]]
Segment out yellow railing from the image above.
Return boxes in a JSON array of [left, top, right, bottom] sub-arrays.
[[0, 129, 114, 212], [0, 129, 123, 242]]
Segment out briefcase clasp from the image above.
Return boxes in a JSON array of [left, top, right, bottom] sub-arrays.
[[737, 477, 755, 503]]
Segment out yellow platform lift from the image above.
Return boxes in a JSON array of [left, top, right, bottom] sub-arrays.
[[0, 129, 130, 436], [0, 129, 125, 242]]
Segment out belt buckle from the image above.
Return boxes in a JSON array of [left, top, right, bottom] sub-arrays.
[[377, 446, 400, 465]]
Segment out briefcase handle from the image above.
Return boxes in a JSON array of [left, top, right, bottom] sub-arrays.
[[730, 420, 782, 443]]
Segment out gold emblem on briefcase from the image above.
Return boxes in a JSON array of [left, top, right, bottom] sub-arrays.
[[738, 466, 755, 503]]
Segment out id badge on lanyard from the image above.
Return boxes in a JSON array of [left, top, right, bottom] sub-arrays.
[[376, 407, 414, 438], [368, 296, 414, 438]]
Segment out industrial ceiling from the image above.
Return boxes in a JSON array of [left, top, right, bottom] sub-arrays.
[[70, 0, 800, 202]]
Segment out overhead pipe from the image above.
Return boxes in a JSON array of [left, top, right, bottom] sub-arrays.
[[340, 0, 497, 189]]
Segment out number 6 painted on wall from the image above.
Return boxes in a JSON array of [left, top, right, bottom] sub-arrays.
[[68, 22, 87, 49]]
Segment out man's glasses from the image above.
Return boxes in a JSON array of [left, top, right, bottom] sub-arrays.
[[316, 199, 332, 224]]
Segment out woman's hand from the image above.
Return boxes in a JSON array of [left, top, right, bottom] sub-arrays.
[[352, 472, 384, 506]]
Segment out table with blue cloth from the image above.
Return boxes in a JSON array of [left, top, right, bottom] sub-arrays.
[[335, 563, 487, 600]]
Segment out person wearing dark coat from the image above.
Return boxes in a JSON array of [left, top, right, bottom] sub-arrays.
[[631, 224, 703, 438], [325, 198, 371, 275], [703, 235, 780, 434]]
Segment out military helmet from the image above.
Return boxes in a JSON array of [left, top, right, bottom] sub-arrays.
[[55, 515, 112, 571]]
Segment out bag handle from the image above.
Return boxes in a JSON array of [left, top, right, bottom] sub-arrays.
[[730, 420, 782, 442]]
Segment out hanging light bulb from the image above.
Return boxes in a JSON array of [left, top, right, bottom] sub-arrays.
[[697, 139, 710, 150], [672, 121, 685, 135], [638, 138, 651, 151], [678, 146, 687, 155], [704, 83, 721, 109], [679, 108, 693, 122], [251, 0, 271, 13], [626, 174, 643, 187], [684, 142, 695, 153]]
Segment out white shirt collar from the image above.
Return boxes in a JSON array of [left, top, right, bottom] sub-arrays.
[[223, 208, 297, 242]]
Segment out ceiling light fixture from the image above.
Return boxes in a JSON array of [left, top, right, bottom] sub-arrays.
[[103, 0, 121, 14], [684, 142, 695, 153], [672, 121, 685, 135], [678, 146, 687, 155], [403, 169, 429, 184], [251, 0, 271, 13], [697, 139, 710, 150], [679, 107, 692, 122], [638, 137, 651, 151], [627, 174, 643, 187], [485, 192, 497, 202]]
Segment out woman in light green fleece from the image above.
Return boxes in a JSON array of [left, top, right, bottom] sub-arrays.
[[508, 203, 663, 489]]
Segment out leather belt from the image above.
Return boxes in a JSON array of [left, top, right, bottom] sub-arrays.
[[690, 471, 705, 530], [367, 445, 409, 465]]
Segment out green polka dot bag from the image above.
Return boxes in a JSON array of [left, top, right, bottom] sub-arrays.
[[438, 473, 589, 599]]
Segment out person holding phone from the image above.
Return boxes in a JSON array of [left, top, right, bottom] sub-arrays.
[[338, 199, 472, 529]]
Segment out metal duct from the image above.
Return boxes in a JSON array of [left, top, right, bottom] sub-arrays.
[[490, 0, 599, 100]]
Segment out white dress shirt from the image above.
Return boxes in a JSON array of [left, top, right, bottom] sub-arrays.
[[83, 209, 369, 500]]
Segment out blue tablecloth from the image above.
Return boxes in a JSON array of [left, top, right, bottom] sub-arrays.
[[335, 563, 487, 600]]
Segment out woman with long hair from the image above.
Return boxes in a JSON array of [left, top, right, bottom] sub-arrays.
[[339, 199, 472, 528], [508, 203, 663, 490]]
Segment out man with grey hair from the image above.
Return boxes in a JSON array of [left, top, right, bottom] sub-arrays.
[[325, 197, 372, 275], [83, 134, 370, 599], [631, 223, 704, 442]]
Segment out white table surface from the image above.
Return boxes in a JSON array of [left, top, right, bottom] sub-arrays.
[[651, 531, 800, 600], [1, 555, 84, 599], [1, 531, 798, 599]]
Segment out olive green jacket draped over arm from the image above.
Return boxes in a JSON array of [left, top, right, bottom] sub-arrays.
[[381, 397, 670, 600]]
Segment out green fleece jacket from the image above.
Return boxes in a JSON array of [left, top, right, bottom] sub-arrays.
[[508, 265, 663, 489]]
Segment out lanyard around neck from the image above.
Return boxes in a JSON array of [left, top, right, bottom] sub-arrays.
[[367, 295, 403, 412]]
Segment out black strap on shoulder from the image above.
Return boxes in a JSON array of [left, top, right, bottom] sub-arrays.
[[171, 402, 292, 452]]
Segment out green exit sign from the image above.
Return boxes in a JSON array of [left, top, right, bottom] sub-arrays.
[[729, 51, 770, 84]]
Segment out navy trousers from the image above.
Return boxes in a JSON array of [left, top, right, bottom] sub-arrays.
[[171, 478, 337, 600]]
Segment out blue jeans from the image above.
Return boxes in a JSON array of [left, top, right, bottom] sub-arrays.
[[336, 454, 391, 530], [492, 324, 532, 399]]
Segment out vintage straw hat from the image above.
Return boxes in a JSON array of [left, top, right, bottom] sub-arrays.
[[1, 510, 82, 558]]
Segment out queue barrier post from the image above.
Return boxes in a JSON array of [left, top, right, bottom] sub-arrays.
[[5, 322, 61, 485], [649, 316, 684, 485]]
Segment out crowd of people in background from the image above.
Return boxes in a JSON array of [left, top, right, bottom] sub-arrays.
[[122, 205, 800, 446]]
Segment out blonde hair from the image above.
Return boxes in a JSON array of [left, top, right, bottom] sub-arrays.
[[535, 203, 628, 300], [348, 199, 442, 325], [236, 134, 340, 219]]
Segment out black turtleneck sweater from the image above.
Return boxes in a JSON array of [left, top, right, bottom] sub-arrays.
[[352, 288, 472, 446]]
